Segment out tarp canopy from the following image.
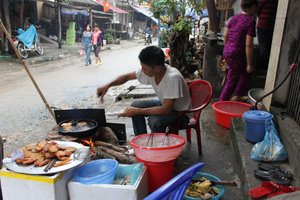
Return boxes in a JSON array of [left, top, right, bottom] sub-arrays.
[[130, 4, 158, 24], [93, 0, 128, 14], [61, 7, 89, 16]]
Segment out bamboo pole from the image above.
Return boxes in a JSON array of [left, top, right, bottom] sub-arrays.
[[0, 19, 56, 120]]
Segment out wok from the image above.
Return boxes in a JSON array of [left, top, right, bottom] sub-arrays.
[[58, 119, 98, 138]]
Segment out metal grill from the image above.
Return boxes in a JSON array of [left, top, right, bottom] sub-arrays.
[[286, 61, 300, 125]]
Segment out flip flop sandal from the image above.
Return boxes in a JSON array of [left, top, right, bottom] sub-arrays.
[[248, 181, 281, 199], [267, 186, 300, 198], [258, 163, 293, 179], [254, 170, 291, 186]]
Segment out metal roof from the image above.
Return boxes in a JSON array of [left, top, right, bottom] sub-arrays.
[[63, 0, 98, 6]]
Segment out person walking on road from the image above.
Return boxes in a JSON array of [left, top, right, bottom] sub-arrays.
[[92, 24, 103, 66], [96, 46, 191, 136], [81, 24, 93, 66], [219, 0, 258, 102]]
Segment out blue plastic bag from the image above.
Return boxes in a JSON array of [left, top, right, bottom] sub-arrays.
[[250, 119, 287, 162], [115, 163, 144, 186]]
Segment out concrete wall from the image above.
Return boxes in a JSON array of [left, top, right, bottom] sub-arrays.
[[271, 0, 300, 105]]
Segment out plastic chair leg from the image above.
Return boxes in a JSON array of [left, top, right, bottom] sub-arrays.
[[195, 126, 202, 154], [186, 128, 191, 142]]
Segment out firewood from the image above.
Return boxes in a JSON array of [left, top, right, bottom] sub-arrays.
[[98, 146, 136, 164], [90, 146, 115, 160], [96, 126, 119, 146], [95, 141, 126, 152]]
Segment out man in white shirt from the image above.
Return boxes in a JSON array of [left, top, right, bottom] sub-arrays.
[[97, 46, 191, 136]]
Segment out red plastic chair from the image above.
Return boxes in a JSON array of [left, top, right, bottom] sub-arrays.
[[169, 80, 213, 154]]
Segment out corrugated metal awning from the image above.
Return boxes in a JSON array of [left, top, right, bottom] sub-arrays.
[[93, 0, 128, 14], [129, 4, 158, 24], [61, 7, 89, 16]]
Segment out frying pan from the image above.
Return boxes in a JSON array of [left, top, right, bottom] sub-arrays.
[[58, 119, 98, 138]]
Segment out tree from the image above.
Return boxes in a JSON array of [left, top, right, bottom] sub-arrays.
[[0, 5, 4, 53], [149, 0, 206, 77], [2, 0, 11, 54], [19, 0, 24, 29]]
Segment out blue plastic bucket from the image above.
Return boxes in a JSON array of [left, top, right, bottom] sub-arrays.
[[74, 159, 119, 184], [243, 111, 273, 143]]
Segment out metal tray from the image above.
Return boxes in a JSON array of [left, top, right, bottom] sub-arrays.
[[5, 141, 89, 175]]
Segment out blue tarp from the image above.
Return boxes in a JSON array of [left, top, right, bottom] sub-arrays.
[[61, 7, 89, 16], [17, 25, 38, 49]]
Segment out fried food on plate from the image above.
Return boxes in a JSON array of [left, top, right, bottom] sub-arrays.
[[14, 141, 77, 167]]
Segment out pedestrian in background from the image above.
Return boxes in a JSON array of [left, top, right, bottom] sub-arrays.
[[219, 0, 258, 101], [257, 0, 278, 75], [81, 24, 93, 66], [92, 24, 103, 66]]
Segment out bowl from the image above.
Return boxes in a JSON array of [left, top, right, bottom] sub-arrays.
[[183, 172, 225, 200], [74, 159, 119, 184], [212, 101, 251, 128], [129, 133, 185, 162], [248, 88, 264, 110]]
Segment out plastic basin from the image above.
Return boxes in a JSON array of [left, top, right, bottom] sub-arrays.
[[130, 133, 185, 192], [183, 172, 225, 200], [74, 159, 119, 184], [129, 133, 185, 162], [248, 88, 264, 110], [212, 101, 251, 128]]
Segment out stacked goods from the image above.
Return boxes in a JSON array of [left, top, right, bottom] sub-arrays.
[[66, 22, 76, 46]]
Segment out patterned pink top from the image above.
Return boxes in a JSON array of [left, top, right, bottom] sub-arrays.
[[223, 13, 256, 58]]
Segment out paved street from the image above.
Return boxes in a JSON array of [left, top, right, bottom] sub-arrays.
[[0, 40, 244, 199], [0, 42, 145, 155]]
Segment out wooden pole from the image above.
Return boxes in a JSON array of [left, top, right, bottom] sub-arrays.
[[57, 1, 62, 49], [0, 19, 56, 121], [89, 8, 93, 26]]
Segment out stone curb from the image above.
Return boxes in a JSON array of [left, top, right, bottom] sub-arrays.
[[230, 117, 293, 199]]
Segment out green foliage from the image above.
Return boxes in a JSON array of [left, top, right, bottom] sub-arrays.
[[149, 0, 206, 27], [105, 29, 116, 34], [185, 51, 193, 63], [173, 18, 192, 34], [103, 33, 114, 41], [158, 29, 170, 48]]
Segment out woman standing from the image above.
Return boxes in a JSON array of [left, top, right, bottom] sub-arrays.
[[81, 24, 93, 66], [219, 0, 258, 101], [92, 24, 103, 66]]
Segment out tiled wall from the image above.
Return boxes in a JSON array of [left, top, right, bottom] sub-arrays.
[[263, 0, 289, 110]]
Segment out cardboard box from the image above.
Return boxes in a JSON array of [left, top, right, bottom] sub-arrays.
[[0, 167, 77, 200], [68, 166, 148, 200]]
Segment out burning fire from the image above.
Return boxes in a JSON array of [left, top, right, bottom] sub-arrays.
[[81, 138, 95, 147], [81, 138, 96, 153]]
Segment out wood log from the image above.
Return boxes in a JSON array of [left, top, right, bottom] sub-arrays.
[[96, 126, 119, 146], [90, 146, 115, 160], [98, 146, 136, 164], [95, 141, 126, 152]]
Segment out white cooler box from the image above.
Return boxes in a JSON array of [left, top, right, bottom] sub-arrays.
[[68, 166, 148, 200], [0, 167, 77, 200]]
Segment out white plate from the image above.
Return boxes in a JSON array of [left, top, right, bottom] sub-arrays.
[[5, 141, 89, 175]]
